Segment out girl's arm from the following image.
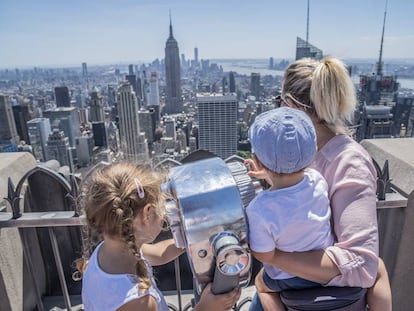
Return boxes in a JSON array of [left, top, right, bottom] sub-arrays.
[[194, 283, 241, 311], [142, 239, 185, 266]]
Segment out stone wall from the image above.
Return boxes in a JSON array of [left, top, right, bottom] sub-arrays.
[[0, 152, 42, 311], [361, 138, 414, 311]]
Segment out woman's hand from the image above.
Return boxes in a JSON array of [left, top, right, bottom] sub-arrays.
[[194, 283, 241, 311]]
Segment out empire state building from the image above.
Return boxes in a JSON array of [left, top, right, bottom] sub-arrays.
[[164, 16, 183, 115]]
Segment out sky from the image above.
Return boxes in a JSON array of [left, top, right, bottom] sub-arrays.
[[1, 0, 413, 68]]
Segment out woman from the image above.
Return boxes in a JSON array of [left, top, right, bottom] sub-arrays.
[[247, 57, 392, 311]]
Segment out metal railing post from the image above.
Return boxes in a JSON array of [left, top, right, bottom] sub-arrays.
[[174, 257, 182, 311], [48, 227, 72, 311], [19, 228, 45, 311]]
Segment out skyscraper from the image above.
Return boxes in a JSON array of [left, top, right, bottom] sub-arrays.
[[125, 75, 138, 101], [164, 15, 183, 115], [27, 118, 51, 162], [107, 84, 117, 107], [295, 37, 323, 60], [136, 74, 144, 104], [250, 73, 261, 100], [91, 122, 108, 148], [197, 94, 238, 159], [43, 107, 80, 147], [138, 110, 155, 144], [54, 86, 71, 107], [76, 134, 94, 167], [0, 95, 20, 145], [82, 62, 89, 91], [46, 128, 74, 172], [295, 0, 323, 61], [147, 72, 160, 107], [355, 2, 405, 141], [128, 64, 134, 76], [117, 82, 148, 162], [194, 47, 199, 65], [82, 62, 88, 79], [164, 118, 176, 140], [12, 103, 31, 143], [269, 57, 274, 70], [222, 77, 228, 94], [229, 72, 236, 93], [89, 90, 105, 122]]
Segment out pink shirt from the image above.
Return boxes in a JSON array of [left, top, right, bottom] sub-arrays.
[[313, 134, 379, 288]]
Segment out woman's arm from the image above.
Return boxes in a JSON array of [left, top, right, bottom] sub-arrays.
[[260, 249, 340, 284], [320, 144, 379, 287], [142, 239, 185, 266]]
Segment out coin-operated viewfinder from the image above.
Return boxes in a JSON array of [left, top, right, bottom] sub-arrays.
[[163, 157, 262, 297]]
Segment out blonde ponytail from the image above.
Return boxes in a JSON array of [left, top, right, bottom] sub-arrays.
[[310, 57, 356, 134], [283, 57, 357, 134]]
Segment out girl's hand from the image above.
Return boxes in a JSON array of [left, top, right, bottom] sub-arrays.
[[195, 283, 241, 311]]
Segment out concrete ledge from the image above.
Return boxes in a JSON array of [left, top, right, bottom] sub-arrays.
[[0, 152, 38, 311], [361, 138, 414, 196], [0, 152, 38, 199], [361, 138, 414, 311]]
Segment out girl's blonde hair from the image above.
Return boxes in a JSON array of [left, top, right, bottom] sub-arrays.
[[282, 56, 356, 134], [79, 161, 166, 290]]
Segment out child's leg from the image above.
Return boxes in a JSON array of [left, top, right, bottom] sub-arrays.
[[254, 268, 285, 311], [366, 258, 392, 311]]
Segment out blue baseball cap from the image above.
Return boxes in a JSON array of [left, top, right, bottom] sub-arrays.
[[248, 107, 317, 174]]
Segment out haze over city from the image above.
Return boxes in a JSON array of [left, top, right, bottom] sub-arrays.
[[1, 0, 414, 68]]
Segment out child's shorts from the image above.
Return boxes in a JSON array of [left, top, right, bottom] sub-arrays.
[[263, 270, 321, 292]]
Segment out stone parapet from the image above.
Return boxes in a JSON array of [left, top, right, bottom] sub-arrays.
[[361, 138, 414, 311], [0, 152, 39, 311], [361, 138, 414, 196]]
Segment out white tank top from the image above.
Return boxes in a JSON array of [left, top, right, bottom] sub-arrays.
[[82, 242, 169, 311]]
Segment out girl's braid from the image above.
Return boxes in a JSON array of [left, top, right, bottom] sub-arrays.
[[119, 202, 151, 290]]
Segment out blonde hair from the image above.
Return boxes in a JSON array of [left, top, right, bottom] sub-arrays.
[[282, 57, 356, 134], [79, 161, 166, 290]]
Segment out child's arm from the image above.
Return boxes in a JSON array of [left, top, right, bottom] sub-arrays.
[[141, 239, 185, 266]]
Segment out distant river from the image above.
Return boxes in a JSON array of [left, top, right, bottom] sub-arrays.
[[217, 61, 414, 90], [397, 78, 414, 90]]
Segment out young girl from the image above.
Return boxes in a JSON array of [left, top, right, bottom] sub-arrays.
[[80, 161, 241, 311]]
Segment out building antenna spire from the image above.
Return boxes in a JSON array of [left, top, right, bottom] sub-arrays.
[[377, 0, 388, 76], [169, 9, 173, 38], [306, 0, 310, 46]]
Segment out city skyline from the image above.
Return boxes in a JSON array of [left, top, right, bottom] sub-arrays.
[[1, 0, 414, 68]]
